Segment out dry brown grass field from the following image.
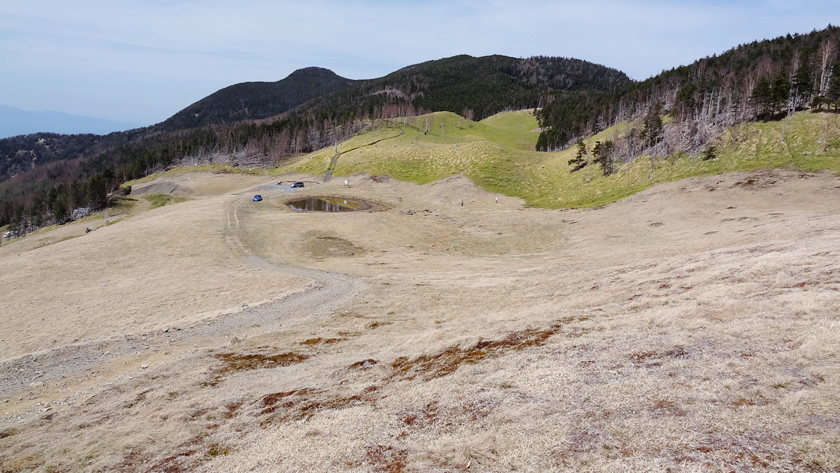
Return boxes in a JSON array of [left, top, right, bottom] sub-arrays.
[[1, 168, 838, 472]]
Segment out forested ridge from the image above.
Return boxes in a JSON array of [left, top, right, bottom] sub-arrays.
[[157, 67, 356, 131], [0, 54, 628, 232], [536, 25, 840, 176]]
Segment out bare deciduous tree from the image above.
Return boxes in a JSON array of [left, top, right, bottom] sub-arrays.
[[818, 37, 836, 97]]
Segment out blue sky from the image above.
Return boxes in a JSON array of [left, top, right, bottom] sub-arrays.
[[0, 0, 836, 127]]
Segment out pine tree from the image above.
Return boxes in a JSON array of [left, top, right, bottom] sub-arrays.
[[793, 53, 814, 109], [568, 140, 588, 172], [752, 77, 773, 117], [826, 64, 840, 109], [641, 102, 664, 147], [592, 140, 616, 175], [772, 72, 791, 115]]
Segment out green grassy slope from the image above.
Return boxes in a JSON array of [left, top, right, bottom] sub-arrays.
[[283, 110, 840, 208]]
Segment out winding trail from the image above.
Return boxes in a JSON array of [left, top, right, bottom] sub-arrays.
[[323, 128, 404, 182], [0, 195, 365, 399]]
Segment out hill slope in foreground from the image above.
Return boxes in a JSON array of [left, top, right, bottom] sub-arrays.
[[1, 113, 839, 471]]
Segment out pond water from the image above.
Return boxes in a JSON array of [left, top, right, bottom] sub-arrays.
[[288, 197, 371, 212]]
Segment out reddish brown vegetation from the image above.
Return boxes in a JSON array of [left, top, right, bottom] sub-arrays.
[[258, 386, 379, 426], [348, 359, 379, 370], [398, 402, 439, 428], [366, 321, 393, 330], [216, 351, 309, 374], [630, 346, 689, 367], [652, 399, 686, 417], [203, 351, 310, 387], [390, 324, 563, 381], [345, 445, 408, 473], [142, 436, 205, 473], [223, 400, 245, 419]]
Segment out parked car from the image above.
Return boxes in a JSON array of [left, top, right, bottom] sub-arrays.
[[291, 181, 305, 188], [252, 194, 263, 202]]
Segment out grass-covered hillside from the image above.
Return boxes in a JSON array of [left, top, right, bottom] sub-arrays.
[[282, 110, 840, 208]]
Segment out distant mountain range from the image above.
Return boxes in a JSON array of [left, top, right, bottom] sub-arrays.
[[0, 105, 140, 139]]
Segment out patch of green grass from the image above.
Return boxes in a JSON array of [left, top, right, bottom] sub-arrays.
[[143, 193, 186, 209], [104, 217, 126, 226], [56, 235, 83, 244], [478, 109, 541, 150], [109, 197, 137, 212], [207, 444, 230, 457]]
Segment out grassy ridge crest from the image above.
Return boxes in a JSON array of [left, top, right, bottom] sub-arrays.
[[280, 110, 840, 208]]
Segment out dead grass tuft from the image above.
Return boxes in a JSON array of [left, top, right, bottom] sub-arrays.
[[338, 330, 362, 337], [144, 449, 197, 473], [142, 436, 204, 473], [206, 443, 230, 457], [346, 444, 408, 473], [215, 351, 309, 373], [630, 346, 689, 367], [348, 358, 379, 370], [223, 400, 245, 419], [652, 399, 686, 417], [0, 427, 19, 439], [300, 333, 356, 345], [254, 325, 568, 429], [366, 321, 393, 329], [258, 388, 317, 413], [203, 351, 310, 386], [258, 386, 380, 426], [398, 402, 439, 428], [390, 324, 563, 381], [122, 389, 151, 409]]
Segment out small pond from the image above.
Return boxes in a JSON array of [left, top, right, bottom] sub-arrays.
[[288, 197, 372, 212]]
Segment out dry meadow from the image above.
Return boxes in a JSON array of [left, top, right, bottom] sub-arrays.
[[1, 168, 838, 472]]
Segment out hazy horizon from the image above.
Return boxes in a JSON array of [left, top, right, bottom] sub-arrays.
[[0, 105, 140, 138], [1, 0, 837, 127]]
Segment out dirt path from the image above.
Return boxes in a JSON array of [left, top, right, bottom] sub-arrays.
[[0, 194, 364, 401], [324, 128, 404, 182]]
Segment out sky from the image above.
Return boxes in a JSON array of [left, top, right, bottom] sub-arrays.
[[1, 0, 837, 127]]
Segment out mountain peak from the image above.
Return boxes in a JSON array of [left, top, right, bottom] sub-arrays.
[[157, 67, 353, 130], [285, 67, 341, 80]]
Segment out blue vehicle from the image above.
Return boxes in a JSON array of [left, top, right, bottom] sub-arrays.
[[252, 194, 263, 202]]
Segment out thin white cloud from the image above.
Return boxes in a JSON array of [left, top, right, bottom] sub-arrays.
[[0, 0, 836, 124]]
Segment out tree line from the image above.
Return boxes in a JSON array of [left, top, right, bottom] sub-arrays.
[[537, 25, 840, 176]]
